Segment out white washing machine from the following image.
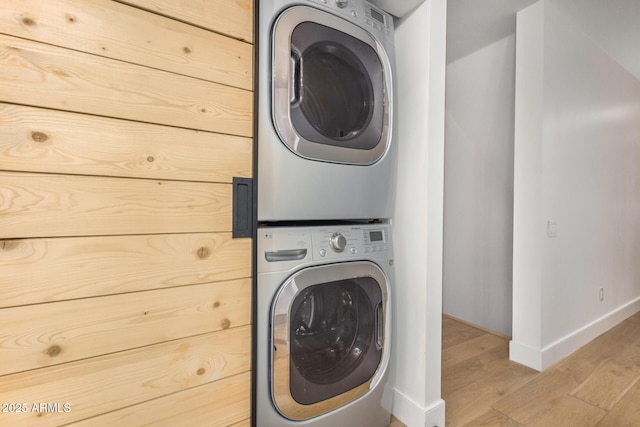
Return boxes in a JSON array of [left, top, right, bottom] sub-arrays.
[[256, 224, 393, 426], [257, 0, 398, 222]]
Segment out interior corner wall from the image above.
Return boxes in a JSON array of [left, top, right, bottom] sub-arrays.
[[392, 0, 447, 425], [443, 33, 516, 337], [512, 0, 640, 371]]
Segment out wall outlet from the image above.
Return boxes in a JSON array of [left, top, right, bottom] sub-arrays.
[[599, 287, 604, 302]]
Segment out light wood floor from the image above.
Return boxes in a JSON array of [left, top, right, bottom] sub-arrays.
[[389, 415, 405, 427], [442, 312, 640, 426]]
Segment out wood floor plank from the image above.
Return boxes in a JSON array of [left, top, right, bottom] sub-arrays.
[[491, 366, 580, 424], [554, 312, 640, 384], [595, 382, 640, 427], [389, 416, 406, 427], [527, 396, 607, 427], [465, 408, 524, 427], [442, 343, 509, 396], [444, 360, 537, 426], [443, 332, 506, 367], [444, 313, 640, 427], [442, 316, 487, 350], [571, 336, 640, 410]]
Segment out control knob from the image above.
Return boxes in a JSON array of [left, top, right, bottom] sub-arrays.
[[335, 0, 348, 8], [330, 232, 347, 252]]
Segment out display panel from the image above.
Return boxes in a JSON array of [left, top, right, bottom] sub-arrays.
[[370, 8, 385, 24], [369, 230, 384, 242]]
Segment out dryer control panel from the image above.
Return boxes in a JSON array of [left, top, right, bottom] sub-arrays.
[[304, 0, 394, 35]]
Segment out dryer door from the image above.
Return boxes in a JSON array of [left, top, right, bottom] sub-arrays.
[[271, 261, 389, 420], [272, 6, 392, 165]]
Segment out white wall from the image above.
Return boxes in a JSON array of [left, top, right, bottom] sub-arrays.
[[443, 33, 516, 336], [391, 0, 447, 425], [512, 0, 640, 370], [371, 0, 425, 18]]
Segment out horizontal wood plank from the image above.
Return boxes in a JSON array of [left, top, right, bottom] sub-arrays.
[[0, 34, 252, 136], [0, 326, 251, 426], [0, 233, 250, 307], [67, 372, 251, 427], [0, 103, 252, 182], [118, 0, 253, 43], [0, 172, 232, 238], [0, 0, 252, 90], [0, 279, 251, 376]]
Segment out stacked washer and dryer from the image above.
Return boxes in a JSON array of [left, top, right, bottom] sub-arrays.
[[256, 0, 398, 426]]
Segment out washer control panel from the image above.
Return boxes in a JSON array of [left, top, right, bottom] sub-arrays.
[[310, 224, 391, 260], [258, 224, 392, 272]]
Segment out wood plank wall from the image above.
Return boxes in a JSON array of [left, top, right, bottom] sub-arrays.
[[0, 1, 253, 426]]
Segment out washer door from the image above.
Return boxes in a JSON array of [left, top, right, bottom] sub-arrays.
[[271, 261, 389, 420], [272, 6, 391, 165]]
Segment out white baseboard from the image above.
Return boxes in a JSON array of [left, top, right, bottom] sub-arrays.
[[510, 297, 640, 371], [392, 388, 445, 427], [509, 340, 543, 371]]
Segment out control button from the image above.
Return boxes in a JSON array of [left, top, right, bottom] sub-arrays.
[[335, 0, 348, 8], [351, 10, 357, 17], [319, 249, 326, 257], [350, 247, 357, 254], [364, 247, 370, 253], [330, 232, 347, 252]]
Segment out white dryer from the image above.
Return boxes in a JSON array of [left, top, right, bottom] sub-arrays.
[[257, 0, 397, 221], [256, 224, 394, 426]]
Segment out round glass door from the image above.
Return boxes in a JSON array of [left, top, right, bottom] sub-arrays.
[[271, 261, 388, 420], [291, 22, 379, 149], [289, 277, 381, 404], [272, 6, 392, 165]]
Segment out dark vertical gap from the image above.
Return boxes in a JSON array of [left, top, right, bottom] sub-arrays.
[[251, 0, 260, 425]]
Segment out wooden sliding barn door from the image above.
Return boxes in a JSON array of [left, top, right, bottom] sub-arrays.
[[0, 1, 253, 425]]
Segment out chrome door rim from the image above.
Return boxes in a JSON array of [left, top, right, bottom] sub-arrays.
[[272, 5, 392, 165], [271, 261, 390, 420]]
